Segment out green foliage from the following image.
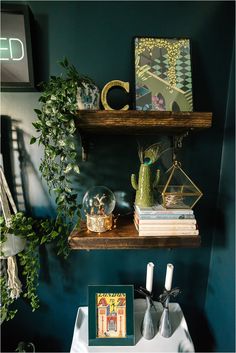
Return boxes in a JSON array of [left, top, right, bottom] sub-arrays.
[[0, 58, 94, 323], [0, 274, 17, 322], [31, 58, 92, 254], [0, 213, 68, 322]]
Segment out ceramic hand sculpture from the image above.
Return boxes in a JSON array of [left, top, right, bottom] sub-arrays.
[[131, 143, 161, 207]]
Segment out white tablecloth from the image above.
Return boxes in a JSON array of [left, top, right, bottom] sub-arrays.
[[70, 299, 195, 353]]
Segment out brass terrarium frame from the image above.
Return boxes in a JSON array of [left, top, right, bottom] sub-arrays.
[[160, 160, 203, 209]]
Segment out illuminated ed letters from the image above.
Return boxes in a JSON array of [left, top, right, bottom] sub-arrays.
[[0, 37, 24, 61]]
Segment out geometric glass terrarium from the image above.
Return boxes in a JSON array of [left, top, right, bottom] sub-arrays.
[[159, 161, 203, 209]]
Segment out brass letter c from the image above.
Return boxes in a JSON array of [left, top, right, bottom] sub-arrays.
[[101, 80, 130, 110]]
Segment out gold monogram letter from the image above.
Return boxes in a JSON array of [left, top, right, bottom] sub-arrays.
[[101, 80, 130, 110]]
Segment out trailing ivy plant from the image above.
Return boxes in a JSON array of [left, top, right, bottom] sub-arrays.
[[0, 212, 67, 322], [0, 59, 96, 323], [31, 58, 94, 255]]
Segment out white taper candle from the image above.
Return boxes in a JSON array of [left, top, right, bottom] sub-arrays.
[[146, 262, 154, 293], [165, 263, 174, 291]]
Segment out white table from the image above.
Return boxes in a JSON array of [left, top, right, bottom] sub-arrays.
[[70, 299, 195, 353]]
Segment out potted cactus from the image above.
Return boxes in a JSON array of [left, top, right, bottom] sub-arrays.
[[131, 143, 162, 207]]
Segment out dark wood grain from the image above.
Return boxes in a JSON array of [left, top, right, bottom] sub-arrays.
[[68, 217, 201, 250], [74, 110, 212, 135]]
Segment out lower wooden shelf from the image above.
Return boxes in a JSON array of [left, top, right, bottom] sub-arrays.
[[68, 217, 201, 250]]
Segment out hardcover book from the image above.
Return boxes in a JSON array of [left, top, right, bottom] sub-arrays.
[[136, 223, 197, 231], [138, 229, 199, 236], [134, 221, 197, 233], [135, 204, 194, 215], [136, 212, 195, 220], [134, 214, 196, 225]]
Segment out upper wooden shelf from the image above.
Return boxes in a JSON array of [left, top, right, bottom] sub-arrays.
[[68, 217, 201, 250], [75, 110, 212, 135]]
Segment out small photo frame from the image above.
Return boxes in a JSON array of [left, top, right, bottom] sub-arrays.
[[134, 37, 193, 112], [88, 285, 134, 346]]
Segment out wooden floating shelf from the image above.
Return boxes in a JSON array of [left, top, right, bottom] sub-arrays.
[[68, 217, 201, 250], [75, 110, 212, 135]]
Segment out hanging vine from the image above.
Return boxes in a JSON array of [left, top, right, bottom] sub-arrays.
[[1, 58, 97, 321], [31, 58, 95, 255], [0, 213, 67, 321]]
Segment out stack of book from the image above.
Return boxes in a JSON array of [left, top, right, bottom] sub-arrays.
[[134, 204, 198, 236]]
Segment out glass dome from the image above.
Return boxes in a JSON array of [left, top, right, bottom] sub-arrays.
[[82, 186, 116, 233], [83, 186, 116, 216]]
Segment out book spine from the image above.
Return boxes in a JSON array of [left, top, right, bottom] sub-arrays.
[[135, 206, 194, 215], [134, 215, 196, 225], [136, 213, 195, 220], [137, 210, 194, 215], [137, 225, 197, 230], [138, 230, 199, 236]]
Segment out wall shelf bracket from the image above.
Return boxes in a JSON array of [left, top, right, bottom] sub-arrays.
[[80, 133, 89, 161], [172, 131, 189, 161]]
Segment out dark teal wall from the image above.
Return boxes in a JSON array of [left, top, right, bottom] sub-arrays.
[[204, 44, 235, 352], [1, 1, 235, 352]]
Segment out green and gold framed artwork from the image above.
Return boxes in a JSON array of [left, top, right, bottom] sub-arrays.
[[88, 285, 134, 346], [134, 37, 193, 111]]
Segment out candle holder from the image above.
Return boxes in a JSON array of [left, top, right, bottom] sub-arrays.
[[158, 287, 181, 338], [137, 287, 156, 340]]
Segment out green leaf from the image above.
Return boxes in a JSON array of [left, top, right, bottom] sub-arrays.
[[64, 163, 73, 174], [45, 120, 53, 127], [34, 109, 42, 115], [74, 165, 80, 174], [51, 231, 58, 238], [40, 236, 47, 244], [30, 137, 37, 144], [58, 140, 66, 147]]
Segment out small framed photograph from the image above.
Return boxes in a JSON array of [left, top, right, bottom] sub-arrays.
[[134, 37, 193, 111], [88, 285, 134, 346], [1, 4, 35, 91]]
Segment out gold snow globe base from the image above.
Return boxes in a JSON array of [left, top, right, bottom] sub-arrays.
[[86, 214, 113, 233]]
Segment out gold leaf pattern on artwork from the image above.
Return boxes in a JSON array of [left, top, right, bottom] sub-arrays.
[[135, 38, 189, 91]]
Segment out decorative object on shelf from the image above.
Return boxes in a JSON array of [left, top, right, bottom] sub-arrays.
[[88, 285, 134, 346], [101, 80, 130, 110], [137, 262, 156, 340], [32, 57, 99, 255], [158, 160, 203, 209], [131, 143, 161, 207], [77, 81, 100, 110], [134, 37, 193, 111], [134, 204, 198, 237], [82, 186, 116, 233], [158, 264, 181, 338]]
